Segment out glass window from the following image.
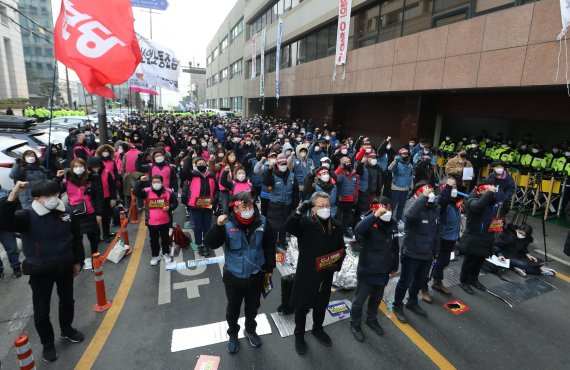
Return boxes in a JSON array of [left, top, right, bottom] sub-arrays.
[[284, 0, 292, 11], [260, 13, 266, 29], [306, 33, 317, 62], [273, 4, 278, 21], [402, 0, 433, 36], [292, 0, 300, 7], [246, 60, 252, 78], [475, 0, 514, 13], [328, 23, 337, 56], [297, 38, 307, 64], [347, 14, 356, 51], [358, 5, 380, 47], [316, 27, 329, 59], [266, 9, 273, 25], [277, 0, 284, 15], [379, 0, 404, 42], [0, 6, 8, 26], [256, 58, 261, 76], [434, 11, 467, 27], [270, 52, 276, 72], [281, 44, 291, 69], [434, 0, 470, 13], [291, 41, 299, 65]]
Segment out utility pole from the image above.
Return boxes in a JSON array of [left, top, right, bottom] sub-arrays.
[[96, 95, 108, 143]]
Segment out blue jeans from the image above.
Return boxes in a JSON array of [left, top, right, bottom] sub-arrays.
[[0, 231, 21, 272], [393, 255, 432, 306], [191, 208, 213, 245], [391, 190, 408, 222]]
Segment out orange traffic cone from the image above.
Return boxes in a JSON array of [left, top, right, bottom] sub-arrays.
[[119, 211, 132, 256], [92, 253, 112, 312], [14, 335, 35, 370], [130, 190, 140, 224]]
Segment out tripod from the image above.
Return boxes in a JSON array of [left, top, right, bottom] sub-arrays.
[[510, 170, 549, 262]]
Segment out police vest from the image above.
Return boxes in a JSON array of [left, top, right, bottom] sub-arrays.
[[224, 218, 266, 279]]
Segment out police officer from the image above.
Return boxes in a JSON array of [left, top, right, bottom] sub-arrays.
[[204, 192, 276, 354], [0, 181, 85, 363]]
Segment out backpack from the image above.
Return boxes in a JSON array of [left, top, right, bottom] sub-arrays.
[[172, 225, 191, 248]]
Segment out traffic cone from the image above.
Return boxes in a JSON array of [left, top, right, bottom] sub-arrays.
[[119, 211, 132, 256], [130, 190, 140, 224], [14, 335, 35, 370], [92, 253, 112, 312]]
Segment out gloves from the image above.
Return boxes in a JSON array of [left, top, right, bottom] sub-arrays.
[[296, 200, 312, 215]]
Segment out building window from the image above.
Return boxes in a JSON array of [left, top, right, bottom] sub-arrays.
[[220, 68, 228, 81], [475, 0, 514, 13], [231, 59, 243, 78], [280, 44, 291, 69], [212, 47, 218, 60], [230, 18, 243, 42], [357, 5, 380, 47], [212, 74, 218, 85], [379, 0, 404, 42], [207, 54, 212, 65], [0, 5, 8, 26], [220, 37, 228, 52], [316, 26, 329, 59], [402, 0, 433, 36]]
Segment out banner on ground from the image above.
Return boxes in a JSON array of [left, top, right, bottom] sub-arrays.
[[251, 34, 257, 80], [260, 28, 266, 97], [276, 18, 283, 101], [54, 0, 141, 98], [133, 34, 181, 91]]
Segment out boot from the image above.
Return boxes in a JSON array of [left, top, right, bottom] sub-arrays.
[[202, 245, 213, 257], [393, 304, 408, 323], [432, 281, 452, 295], [420, 289, 432, 304], [197, 245, 205, 257], [295, 335, 307, 355]]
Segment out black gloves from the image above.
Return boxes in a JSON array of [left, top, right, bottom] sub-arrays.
[[296, 200, 312, 215]]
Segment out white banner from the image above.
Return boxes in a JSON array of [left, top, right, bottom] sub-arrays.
[[260, 28, 266, 97], [128, 72, 158, 95], [135, 34, 180, 91], [559, 0, 570, 40], [334, 0, 352, 66], [251, 34, 257, 80], [276, 18, 283, 101]]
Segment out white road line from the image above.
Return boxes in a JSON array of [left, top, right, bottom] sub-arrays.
[[213, 247, 224, 277], [158, 259, 171, 305], [533, 249, 570, 267]]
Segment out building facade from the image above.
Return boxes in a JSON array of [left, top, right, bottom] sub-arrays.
[[207, 0, 570, 146], [183, 64, 207, 109], [206, 0, 246, 113], [0, 0, 29, 100], [18, 0, 57, 107]]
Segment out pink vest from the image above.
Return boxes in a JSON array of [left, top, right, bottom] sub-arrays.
[[115, 154, 123, 175], [65, 179, 95, 215], [201, 149, 210, 162], [231, 180, 252, 195], [150, 164, 172, 189], [188, 173, 216, 207], [124, 149, 140, 173], [144, 187, 171, 226], [73, 145, 91, 159]]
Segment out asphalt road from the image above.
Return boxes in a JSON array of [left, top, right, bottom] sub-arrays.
[[2, 204, 570, 370]]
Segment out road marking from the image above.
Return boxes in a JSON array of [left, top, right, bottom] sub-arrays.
[[379, 301, 456, 370], [532, 250, 570, 267], [158, 259, 171, 305], [556, 271, 570, 283], [173, 278, 210, 299], [75, 218, 147, 370]]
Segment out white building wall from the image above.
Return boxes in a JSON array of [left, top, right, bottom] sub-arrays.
[[0, 0, 29, 100]]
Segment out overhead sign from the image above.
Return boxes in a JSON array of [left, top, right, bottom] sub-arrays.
[[130, 0, 168, 11]]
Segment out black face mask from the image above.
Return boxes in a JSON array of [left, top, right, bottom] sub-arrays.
[[197, 165, 207, 173]]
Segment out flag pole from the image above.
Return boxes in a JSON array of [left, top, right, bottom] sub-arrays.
[[45, 60, 58, 174]]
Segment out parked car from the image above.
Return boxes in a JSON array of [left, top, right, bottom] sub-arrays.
[[0, 137, 42, 191]]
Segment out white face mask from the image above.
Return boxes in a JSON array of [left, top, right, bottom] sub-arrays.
[[370, 159, 378, 166], [218, 152, 224, 158], [314, 146, 321, 152], [495, 168, 504, 175], [191, 140, 197, 145], [532, 149, 539, 154], [278, 164, 288, 172], [25, 156, 36, 164], [201, 142, 207, 147], [319, 174, 330, 182], [322, 162, 330, 168], [566, 151, 570, 157], [245, 141, 251, 146], [325, 136, 331, 141], [155, 156, 165, 163], [73, 167, 85, 175], [451, 189, 458, 198], [42, 196, 60, 210], [118, 148, 124, 154], [299, 151, 306, 158], [239, 209, 254, 219], [386, 144, 391, 150], [269, 159, 276, 165], [102, 151, 110, 158], [341, 149, 348, 155], [380, 211, 392, 222], [152, 183, 163, 191], [236, 174, 246, 181], [428, 192, 436, 203], [516, 231, 526, 239], [316, 208, 331, 219]]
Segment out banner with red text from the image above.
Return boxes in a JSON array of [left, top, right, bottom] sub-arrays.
[[334, 0, 352, 66]]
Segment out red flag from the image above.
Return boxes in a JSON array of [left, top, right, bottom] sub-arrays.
[[54, 0, 141, 98]]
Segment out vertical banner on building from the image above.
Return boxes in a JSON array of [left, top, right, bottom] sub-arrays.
[[333, 0, 352, 81], [276, 18, 283, 104], [251, 34, 257, 80], [558, 0, 570, 40], [260, 28, 266, 98]]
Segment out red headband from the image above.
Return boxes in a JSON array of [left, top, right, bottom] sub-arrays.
[[370, 203, 391, 211], [415, 185, 431, 196], [317, 168, 329, 176]]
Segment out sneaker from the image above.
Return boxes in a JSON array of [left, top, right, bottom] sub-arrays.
[[311, 329, 332, 346], [150, 256, 161, 266], [541, 267, 556, 277], [226, 336, 239, 354], [393, 304, 408, 323], [163, 255, 172, 264], [459, 282, 474, 295], [421, 289, 432, 304], [514, 267, 527, 277], [295, 336, 307, 355], [42, 344, 58, 363], [350, 324, 364, 342], [366, 320, 384, 336], [471, 280, 487, 291], [12, 269, 22, 278], [60, 328, 84, 343], [202, 246, 213, 257], [245, 331, 261, 347], [405, 303, 428, 316], [432, 281, 452, 295]]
